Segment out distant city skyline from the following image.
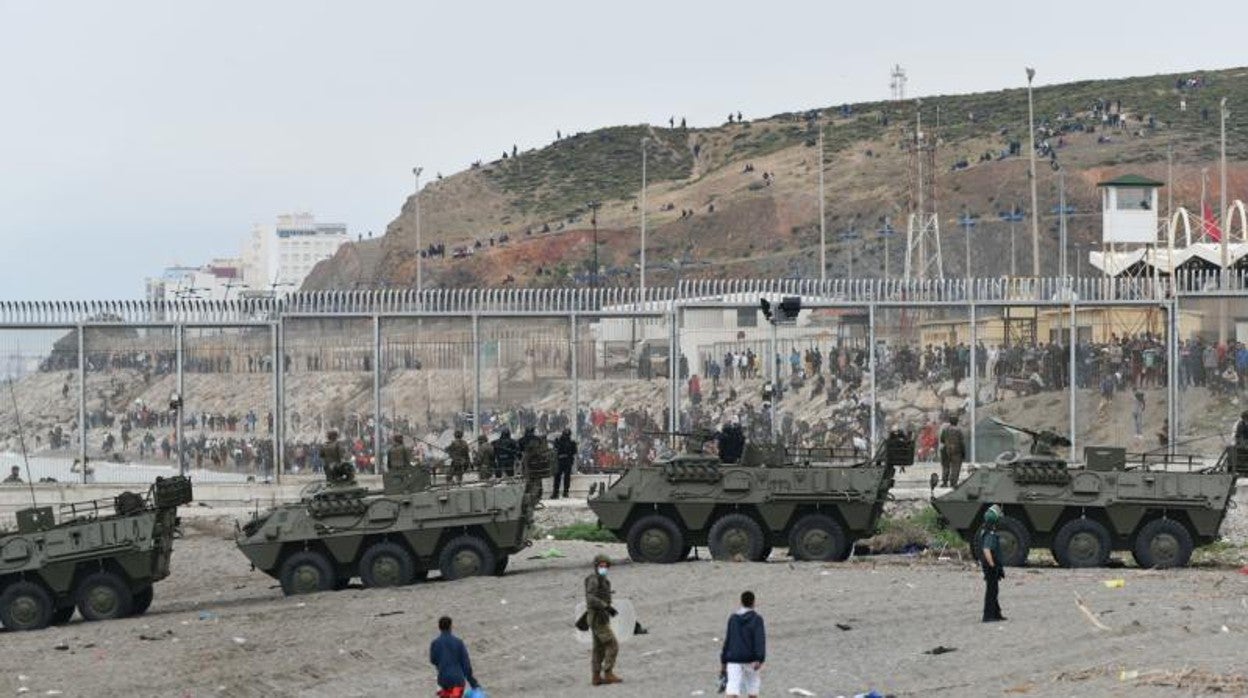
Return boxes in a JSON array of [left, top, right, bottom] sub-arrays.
[[1, 0, 1243, 300]]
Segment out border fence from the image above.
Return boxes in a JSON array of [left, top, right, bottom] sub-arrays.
[[2, 273, 1246, 484]]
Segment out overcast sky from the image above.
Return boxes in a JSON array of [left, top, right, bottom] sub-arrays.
[[0, 0, 1241, 300]]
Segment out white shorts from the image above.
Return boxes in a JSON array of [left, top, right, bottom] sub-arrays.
[[725, 662, 761, 696]]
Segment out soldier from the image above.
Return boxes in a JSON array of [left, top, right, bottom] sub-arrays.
[[387, 434, 412, 470], [552, 428, 577, 499], [938, 415, 965, 488], [978, 504, 1007, 622], [585, 554, 622, 686], [474, 434, 495, 481], [3, 466, 21, 484], [520, 433, 553, 499], [320, 430, 355, 485], [494, 429, 519, 477], [446, 430, 470, 485]]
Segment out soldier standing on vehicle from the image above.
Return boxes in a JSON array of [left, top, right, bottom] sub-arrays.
[[494, 429, 519, 477], [978, 504, 1007, 622], [320, 430, 354, 485], [474, 434, 495, 480], [585, 554, 622, 686], [552, 428, 577, 499], [447, 430, 470, 485], [521, 433, 553, 499], [939, 415, 965, 487], [387, 434, 412, 470]]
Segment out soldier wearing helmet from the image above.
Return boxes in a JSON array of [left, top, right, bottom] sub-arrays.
[[978, 504, 1006, 622], [447, 430, 470, 485], [585, 554, 621, 686], [320, 430, 355, 486]]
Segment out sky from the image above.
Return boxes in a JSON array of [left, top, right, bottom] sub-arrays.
[[0, 0, 1242, 300]]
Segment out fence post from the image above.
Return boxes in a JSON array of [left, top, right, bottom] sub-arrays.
[[569, 313, 578, 442], [868, 304, 877, 455], [373, 315, 383, 474], [77, 324, 87, 484], [969, 302, 977, 464], [472, 312, 481, 440], [1068, 297, 1078, 458], [175, 325, 185, 476], [272, 321, 282, 483]]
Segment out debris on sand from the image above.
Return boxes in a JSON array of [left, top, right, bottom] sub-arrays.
[[1074, 594, 1110, 631], [923, 645, 957, 655]]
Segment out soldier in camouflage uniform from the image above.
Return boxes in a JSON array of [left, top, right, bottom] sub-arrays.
[[585, 554, 622, 685], [320, 430, 355, 485], [446, 430, 471, 485], [521, 433, 553, 499], [473, 434, 495, 481], [387, 434, 412, 471]]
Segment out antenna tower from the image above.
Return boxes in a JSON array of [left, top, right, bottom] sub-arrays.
[[889, 65, 907, 102], [904, 101, 943, 279]]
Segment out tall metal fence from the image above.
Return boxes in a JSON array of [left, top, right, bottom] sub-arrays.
[[2, 273, 1246, 484]]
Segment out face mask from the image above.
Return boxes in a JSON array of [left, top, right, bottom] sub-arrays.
[[597, 567, 608, 576]]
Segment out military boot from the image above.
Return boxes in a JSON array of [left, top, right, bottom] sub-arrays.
[[602, 671, 623, 684], [592, 672, 603, 686]]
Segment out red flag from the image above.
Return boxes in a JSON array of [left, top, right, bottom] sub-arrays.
[[1203, 203, 1223, 242]]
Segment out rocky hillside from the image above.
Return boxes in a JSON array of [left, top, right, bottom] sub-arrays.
[[304, 66, 1248, 289]]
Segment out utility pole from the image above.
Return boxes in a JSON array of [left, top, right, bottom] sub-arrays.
[[818, 116, 827, 283], [413, 167, 423, 295], [1058, 168, 1068, 280], [640, 137, 649, 296], [1219, 96, 1229, 343], [588, 200, 601, 287], [1026, 67, 1040, 277]]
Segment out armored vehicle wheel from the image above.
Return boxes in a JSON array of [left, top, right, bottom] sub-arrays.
[[438, 535, 496, 581], [493, 555, 510, 576], [626, 514, 686, 564], [788, 514, 848, 562], [0, 580, 54, 631], [995, 515, 1032, 567], [709, 513, 767, 562], [1132, 518, 1194, 569], [1053, 518, 1112, 568], [75, 571, 134, 621], [131, 586, 154, 616], [360, 541, 417, 588], [50, 605, 75, 625], [279, 551, 335, 595]]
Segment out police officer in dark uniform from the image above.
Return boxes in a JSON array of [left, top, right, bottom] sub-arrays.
[[552, 428, 577, 499], [978, 504, 1006, 622]]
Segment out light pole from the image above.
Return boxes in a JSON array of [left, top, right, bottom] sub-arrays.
[[839, 222, 859, 279], [640, 137, 649, 297], [413, 166, 423, 295], [1220, 97, 1229, 273], [818, 116, 827, 283], [877, 219, 896, 279], [1057, 168, 1068, 281], [1026, 67, 1040, 277], [1000, 207, 1025, 277], [588, 200, 601, 287]]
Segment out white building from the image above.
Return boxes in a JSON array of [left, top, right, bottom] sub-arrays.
[[144, 258, 244, 302], [241, 212, 349, 295]]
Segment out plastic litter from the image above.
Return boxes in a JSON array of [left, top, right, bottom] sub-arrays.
[[1119, 670, 1139, 681], [1103, 579, 1125, 589], [854, 692, 885, 698], [788, 690, 816, 697], [537, 548, 566, 559], [232, 637, 247, 645], [198, 611, 218, 621]]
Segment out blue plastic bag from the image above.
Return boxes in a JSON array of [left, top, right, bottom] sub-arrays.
[[466, 688, 488, 698]]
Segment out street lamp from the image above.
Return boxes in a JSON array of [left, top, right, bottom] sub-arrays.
[[413, 167, 424, 295], [640, 137, 649, 297], [587, 200, 601, 287], [839, 222, 860, 279], [999, 207, 1026, 277], [1026, 67, 1040, 277]]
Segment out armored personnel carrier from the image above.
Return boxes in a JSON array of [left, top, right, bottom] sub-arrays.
[[0, 475, 193, 631], [236, 467, 537, 595], [932, 419, 1242, 569], [588, 431, 909, 563]]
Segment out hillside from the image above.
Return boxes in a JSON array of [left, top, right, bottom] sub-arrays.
[[304, 66, 1248, 289]]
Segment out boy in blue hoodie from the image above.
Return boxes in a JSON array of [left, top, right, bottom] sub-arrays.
[[720, 590, 765, 698], [429, 616, 479, 698]]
